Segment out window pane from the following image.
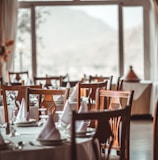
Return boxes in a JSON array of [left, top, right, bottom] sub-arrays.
[[36, 5, 119, 81], [14, 8, 32, 78], [123, 7, 144, 79]]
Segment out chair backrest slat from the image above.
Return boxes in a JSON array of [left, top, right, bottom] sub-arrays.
[[1, 84, 42, 123], [71, 105, 131, 160], [77, 82, 107, 111], [26, 87, 69, 116], [95, 89, 134, 160]]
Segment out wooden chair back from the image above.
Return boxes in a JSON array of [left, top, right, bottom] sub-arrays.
[[89, 75, 113, 90], [76, 81, 107, 111], [33, 75, 64, 88], [115, 76, 124, 90], [61, 80, 81, 88], [26, 88, 69, 116], [1, 84, 42, 123], [0, 77, 3, 85], [95, 89, 134, 160], [153, 98, 158, 160], [71, 105, 131, 160], [7, 71, 29, 85]]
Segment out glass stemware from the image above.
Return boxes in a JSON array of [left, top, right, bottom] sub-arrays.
[[38, 107, 48, 125]]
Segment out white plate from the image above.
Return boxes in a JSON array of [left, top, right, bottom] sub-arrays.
[[15, 119, 36, 127], [37, 138, 66, 146], [0, 140, 11, 150], [76, 128, 96, 137]]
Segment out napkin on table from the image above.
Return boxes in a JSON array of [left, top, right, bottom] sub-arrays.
[[59, 100, 72, 125], [66, 82, 71, 88], [55, 95, 64, 103], [38, 114, 61, 140], [69, 85, 77, 102], [59, 100, 88, 132], [76, 101, 88, 132], [16, 98, 29, 122]]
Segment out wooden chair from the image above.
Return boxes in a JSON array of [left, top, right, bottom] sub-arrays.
[[7, 71, 29, 85], [115, 76, 124, 90], [71, 105, 131, 160], [89, 75, 113, 90], [1, 84, 42, 123], [153, 98, 158, 160], [26, 87, 69, 117], [0, 77, 3, 85], [76, 81, 107, 111], [95, 89, 134, 160], [33, 75, 64, 89], [61, 80, 81, 88]]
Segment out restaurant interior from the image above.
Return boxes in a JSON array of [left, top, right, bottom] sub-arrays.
[[0, 0, 158, 160]]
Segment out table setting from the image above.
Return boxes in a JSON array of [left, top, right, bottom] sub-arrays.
[[0, 109, 96, 160], [0, 83, 98, 160]]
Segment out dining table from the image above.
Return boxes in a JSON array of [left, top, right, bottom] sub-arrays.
[[0, 119, 96, 160], [0, 90, 95, 160]]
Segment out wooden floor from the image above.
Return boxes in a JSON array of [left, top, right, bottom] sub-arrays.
[[130, 120, 153, 160]]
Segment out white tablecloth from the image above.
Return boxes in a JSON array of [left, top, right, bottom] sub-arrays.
[[123, 81, 152, 116], [0, 126, 95, 160]]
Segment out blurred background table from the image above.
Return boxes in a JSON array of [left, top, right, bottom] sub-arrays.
[[123, 81, 152, 119]]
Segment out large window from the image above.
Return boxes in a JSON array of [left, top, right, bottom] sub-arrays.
[[16, 1, 146, 82], [36, 5, 118, 80], [123, 6, 144, 79], [14, 8, 32, 76]]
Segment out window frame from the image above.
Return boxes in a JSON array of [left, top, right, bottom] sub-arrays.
[[18, 0, 150, 80]]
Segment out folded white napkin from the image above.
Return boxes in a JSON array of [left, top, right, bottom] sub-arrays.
[[55, 95, 64, 102], [59, 100, 88, 132], [76, 101, 88, 132], [78, 101, 88, 113], [52, 80, 58, 89], [38, 114, 61, 140], [69, 85, 77, 102], [16, 98, 29, 122], [66, 82, 71, 88], [76, 120, 88, 132], [0, 132, 5, 144], [59, 100, 71, 125]]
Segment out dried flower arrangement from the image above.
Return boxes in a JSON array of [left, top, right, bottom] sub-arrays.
[[0, 40, 14, 62]]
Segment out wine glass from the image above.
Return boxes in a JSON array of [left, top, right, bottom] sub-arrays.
[[38, 107, 48, 125]]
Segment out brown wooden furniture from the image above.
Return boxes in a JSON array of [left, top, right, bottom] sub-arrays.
[[76, 81, 107, 111], [95, 89, 134, 160], [115, 76, 124, 90], [1, 84, 42, 123], [0, 77, 3, 85], [123, 81, 152, 117], [33, 75, 65, 88], [89, 75, 113, 90], [26, 87, 69, 116], [71, 105, 131, 160], [61, 80, 81, 88], [7, 71, 29, 85], [153, 98, 158, 160]]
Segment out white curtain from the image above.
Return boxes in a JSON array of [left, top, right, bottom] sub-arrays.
[[149, 0, 158, 81], [0, 0, 19, 82], [148, 0, 158, 115]]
